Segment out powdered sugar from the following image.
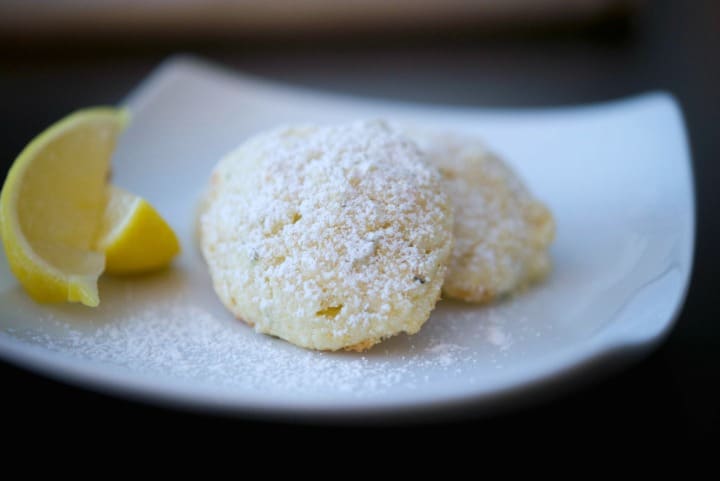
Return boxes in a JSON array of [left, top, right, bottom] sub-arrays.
[[486, 325, 512, 351], [0, 120, 554, 398], [7, 290, 551, 398]]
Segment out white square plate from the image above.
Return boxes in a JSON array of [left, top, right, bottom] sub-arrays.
[[0, 57, 694, 418]]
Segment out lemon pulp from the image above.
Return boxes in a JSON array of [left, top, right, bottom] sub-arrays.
[[95, 185, 180, 275]]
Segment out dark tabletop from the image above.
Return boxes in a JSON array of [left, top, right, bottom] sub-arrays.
[[1, 0, 717, 478]]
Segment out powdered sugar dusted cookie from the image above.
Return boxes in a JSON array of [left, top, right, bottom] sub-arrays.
[[200, 121, 454, 351], [411, 130, 554, 303]]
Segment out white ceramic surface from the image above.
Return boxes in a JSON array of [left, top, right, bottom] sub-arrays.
[[0, 57, 694, 418]]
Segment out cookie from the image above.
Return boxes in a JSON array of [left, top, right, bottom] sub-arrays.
[[200, 121, 454, 351], [411, 130, 554, 303]]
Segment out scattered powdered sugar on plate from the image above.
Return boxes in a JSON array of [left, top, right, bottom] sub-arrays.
[[6, 288, 554, 398]]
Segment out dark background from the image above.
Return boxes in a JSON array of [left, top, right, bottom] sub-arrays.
[[1, 1, 717, 478]]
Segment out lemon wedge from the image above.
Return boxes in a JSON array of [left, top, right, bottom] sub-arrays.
[[0, 107, 129, 306], [95, 185, 180, 275]]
